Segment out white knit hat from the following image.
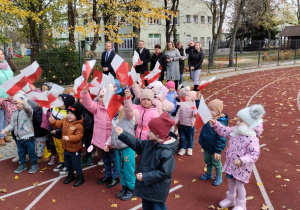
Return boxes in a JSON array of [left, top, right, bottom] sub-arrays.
[[237, 104, 266, 128], [13, 91, 28, 103]]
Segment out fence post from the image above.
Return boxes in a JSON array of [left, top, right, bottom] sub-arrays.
[[294, 39, 297, 64], [3, 43, 7, 60], [78, 41, 82, 75], [208, 41, 211, 75], [258, 40, 261, 67], [277, 39, 280, 66], [235, 40, 238, 71]]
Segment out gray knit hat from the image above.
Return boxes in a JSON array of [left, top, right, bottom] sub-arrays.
[[237, 104, 266, 128]]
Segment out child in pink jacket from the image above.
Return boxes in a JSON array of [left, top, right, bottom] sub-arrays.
[[175, 91, 197, 156], [81, 87, 119, 187], [124, 87, 159, 140], [210, 104, 265, 210]]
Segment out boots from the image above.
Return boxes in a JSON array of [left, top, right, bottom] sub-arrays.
[[4, 136, 11, 142], [116, 186, 128, 198], [219, 191, 236, 208], [0, 138, 6, 146], [120, 188, 134, 201], [73, 175, 85, 187], [232, 198, 246, 210], [64, 173, 75, 184]]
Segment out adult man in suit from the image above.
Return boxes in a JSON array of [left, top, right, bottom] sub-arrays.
[[101, 41, 116, 78], [135, 40, 151, 79]]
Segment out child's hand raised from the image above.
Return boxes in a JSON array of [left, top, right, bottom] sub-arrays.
[[234, 159, 242, 167], [114, 126, 124, 135], [1, 130, 6, 135], [49, 116, 55, 124], [63, 136, 69, 141], [81, 87, 88, 95], [125, 89, 131, 98], [209, 119, 216, 126], [136, 173, 143, 181]]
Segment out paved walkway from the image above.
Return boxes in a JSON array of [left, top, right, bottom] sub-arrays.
[[1, 62, 299, 161]]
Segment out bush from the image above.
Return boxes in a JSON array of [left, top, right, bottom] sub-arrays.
[[263, 50, 296, 62], [36, 44, 84, 85]]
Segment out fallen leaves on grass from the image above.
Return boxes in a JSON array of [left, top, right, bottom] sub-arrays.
[[111, 204, 117, 207], [14, 176, 19, 180], [173, 180, 179, 184], [0, 189, 7, 193], [174, 194, 181, 199], [246, 196, 254, 201], [261, 204, 271, 209]]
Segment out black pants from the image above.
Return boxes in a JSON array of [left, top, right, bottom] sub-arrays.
[[64, 150, 83, 177]]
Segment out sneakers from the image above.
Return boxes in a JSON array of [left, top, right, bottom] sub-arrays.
[[213, 175, 223, 186], [59, 167, 68, 175], [29, 165, 39, 174], [37, 156, 50, 164], [53, 163, 64, 172], [12, 156, 20, 163], [14, 165, 27, 174], [120, 188, 134, 201], [178, 148, 186, 156], [187, 148, 193, 156], [116, 186, 127, 198], [86, 157, 93, 166], [98, 159, 104, 166], [200, 173, 213, 180], [48, 155, 56, 166], [219, 191, 236, 208]]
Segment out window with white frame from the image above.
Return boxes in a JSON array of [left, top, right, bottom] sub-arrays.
[[193, 15, 198, 23], [193, 37, 198, 42], [186, 15, 191, 23], [201, 16, 205, 24], [170, 13, 180, 25], [149, 34, 160, 49], [170, 34, 180, 43], [118, 37, 133, 50], [207, 16, 212, 24], [201, 37, 205, 47], [207, 37, 211, 46], [148, 17, 160, 25]]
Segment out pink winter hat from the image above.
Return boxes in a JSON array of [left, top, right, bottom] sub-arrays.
[[166, 81, 175, 89]]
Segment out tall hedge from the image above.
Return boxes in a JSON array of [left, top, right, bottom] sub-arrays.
[[37, 44, 83, 85]]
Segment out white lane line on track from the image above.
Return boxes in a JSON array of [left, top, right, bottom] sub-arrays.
[[24, 177, 61, 210], [0, 165, 97, 200], [128, 185, 183, 210], [260, 144, 266, 148]]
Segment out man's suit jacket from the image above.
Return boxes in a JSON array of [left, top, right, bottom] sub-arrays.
[[135, 48, 151, 74], [101, 50, 116, 77]]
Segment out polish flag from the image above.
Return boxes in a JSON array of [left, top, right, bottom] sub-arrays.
[[0, 74, 28, 96], [103, 89, 124, 120], [128, 67, 140, 84], [143, 61, 162, 85], [194, 95, 213, 130], [91, 71, 110, 88], [86, 83, 101, 100], [20, 61, 42, 84], [132, 51, 143, 67], [82, 60, 96, 80], [198, 76, 216, 91], [73, 75, 87, 98], [27, 92, 63, 109], [111, 54, 132, 86], [93, 69, 102, 79]]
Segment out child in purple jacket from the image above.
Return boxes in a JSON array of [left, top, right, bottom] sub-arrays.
[[209, 104, 265, 210]]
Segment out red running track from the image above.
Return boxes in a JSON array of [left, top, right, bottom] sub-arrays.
[[1, 67, 300, 210]]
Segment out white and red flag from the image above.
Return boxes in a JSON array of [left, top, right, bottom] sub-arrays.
[[103, 88, 124, 120], [143, 61, 162, 85], [132, 51, 143, 68], [0, 74, 28, 97], [93, 69, 102, 79], [82, 60, 96, 80], [197, 76, 216, 91], [111, 54, 132, 86], [73, 75, 87, 98], [90, 71, 111, 88], [194, 95, 213, 130], [20, 61, 42, 84], [27, 91, 63, 109]]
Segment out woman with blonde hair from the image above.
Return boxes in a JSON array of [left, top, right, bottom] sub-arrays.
[[189, 41, 204, 91], [165, 41, 181, 90]]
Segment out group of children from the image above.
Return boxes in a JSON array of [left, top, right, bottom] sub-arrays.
[[1, 78, 265, 210]]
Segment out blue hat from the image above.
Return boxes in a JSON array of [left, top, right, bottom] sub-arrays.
[[114, 79, 123, 95]]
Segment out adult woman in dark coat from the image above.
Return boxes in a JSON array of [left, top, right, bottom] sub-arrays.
[[189, 42, 204, 91]]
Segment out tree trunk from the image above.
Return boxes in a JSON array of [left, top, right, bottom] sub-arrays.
[[267, 29, 271, 50], [297, 0, 300, 25], [228, 0, 245, 67], [165, 0, 179, 44], [28, 3, 38, 63], [239, 39, 244, 53], [68, 1, 75, 45], [38, 0, 44, 50], [210, 39, 218, 65], [133, 26, 140, 50], [91, 0, 101, 58]]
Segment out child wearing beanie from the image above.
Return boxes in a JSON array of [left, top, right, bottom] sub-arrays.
[[210, 104, 265, 210], [49, 94, 75, 175], [49, 103, 85, 187], [114, 112, 178, 209], [165, 81, 178, 121], [175, 91, 198, 156], [124, 85, 159, 140], [198, 99, 228, 186]]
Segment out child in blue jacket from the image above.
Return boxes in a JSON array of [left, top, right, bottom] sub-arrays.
[[198, 99, 228, 186]]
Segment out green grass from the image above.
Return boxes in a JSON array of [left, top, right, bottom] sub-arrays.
[[11, 55, 31, 70]]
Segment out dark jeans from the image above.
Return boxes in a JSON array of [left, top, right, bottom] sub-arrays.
[[17, 138, 37, 165], [102, 149, 119, 179], [142, 199, 167, 210], [64, 150, 83, 177], [83, 129, 93, 157], [178, 125, 194, 149]]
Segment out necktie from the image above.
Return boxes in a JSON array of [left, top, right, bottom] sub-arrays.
[[105, 52, 109, 62]]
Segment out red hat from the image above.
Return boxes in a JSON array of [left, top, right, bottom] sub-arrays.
[[148, 112, 176, 140]]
